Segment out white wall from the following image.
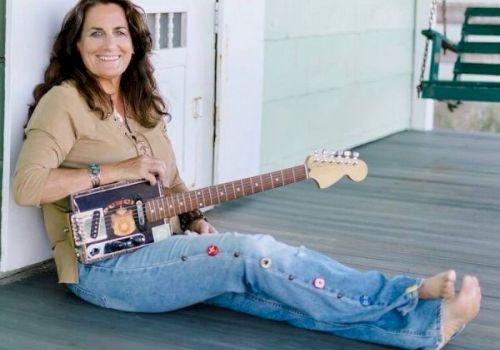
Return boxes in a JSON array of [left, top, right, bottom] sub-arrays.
[[1, 0, 78, 273], [214, 0, 265, 183]]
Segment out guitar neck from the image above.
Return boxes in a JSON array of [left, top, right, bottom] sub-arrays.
[[145, 164, 308, 222]]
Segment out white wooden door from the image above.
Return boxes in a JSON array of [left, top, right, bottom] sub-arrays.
[[138, 0, 216, 189]]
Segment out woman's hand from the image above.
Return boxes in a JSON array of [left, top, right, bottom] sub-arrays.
[[187, 219, 218, 234], [103, 155, 168, 186]]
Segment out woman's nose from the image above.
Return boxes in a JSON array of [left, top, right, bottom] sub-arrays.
[[103, 34, 118, 49]]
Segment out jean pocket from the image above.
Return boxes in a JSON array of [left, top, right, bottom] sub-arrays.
[[68, 283, 107, 308]]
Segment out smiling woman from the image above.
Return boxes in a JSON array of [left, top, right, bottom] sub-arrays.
[[77, 4, 133, 96], [12, 1, 481, 349]]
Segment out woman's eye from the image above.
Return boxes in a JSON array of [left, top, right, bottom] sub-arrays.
[[90, 31, 103, 37]]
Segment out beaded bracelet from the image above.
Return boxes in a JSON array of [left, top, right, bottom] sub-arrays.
[[87, 163, 101, 188], [178, 209, 208, 231]]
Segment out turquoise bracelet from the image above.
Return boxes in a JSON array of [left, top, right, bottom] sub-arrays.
[[87, 163, 101, 187]]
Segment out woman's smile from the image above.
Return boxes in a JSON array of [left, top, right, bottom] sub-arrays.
[[77, 3, 133, 93]]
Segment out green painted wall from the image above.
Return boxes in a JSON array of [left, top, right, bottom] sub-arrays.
[[262, 0, 416, 170]]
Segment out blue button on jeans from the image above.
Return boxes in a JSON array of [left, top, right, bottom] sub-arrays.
[[67, 232, 442, 349]]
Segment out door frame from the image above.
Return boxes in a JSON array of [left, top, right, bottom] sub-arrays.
[[214, 0, 265, 183]]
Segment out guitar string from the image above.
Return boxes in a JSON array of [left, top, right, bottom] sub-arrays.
[[80, 172, 303, 233]]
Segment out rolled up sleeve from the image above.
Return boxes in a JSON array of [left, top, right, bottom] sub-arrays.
[[14, 86, 77, 207]]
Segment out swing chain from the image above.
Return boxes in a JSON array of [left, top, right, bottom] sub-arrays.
[[417, 0, 440, 96]]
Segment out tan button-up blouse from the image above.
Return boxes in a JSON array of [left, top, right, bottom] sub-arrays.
[[14, 82, 188, 284]]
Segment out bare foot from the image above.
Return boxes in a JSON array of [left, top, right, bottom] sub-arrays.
[[419, 270, 457, 299], [439, 275, 481, 349]]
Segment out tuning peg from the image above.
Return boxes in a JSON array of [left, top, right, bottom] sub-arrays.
[[343, 150, 352, 158], [321, 149, 329, 163], [313, 149, 320, 162], [351, 151, 359, 165]]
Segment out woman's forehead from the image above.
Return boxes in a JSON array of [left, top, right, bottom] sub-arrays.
[[83, 3, 129, 28]]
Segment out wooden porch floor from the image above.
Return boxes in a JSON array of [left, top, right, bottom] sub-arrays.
[[1, 130, 499, 350]]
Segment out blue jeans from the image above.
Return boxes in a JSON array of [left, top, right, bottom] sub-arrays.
[[67, 232, 443, 349]]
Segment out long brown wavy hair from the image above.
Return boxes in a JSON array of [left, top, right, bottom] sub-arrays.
[[28, 0, 168, 128]]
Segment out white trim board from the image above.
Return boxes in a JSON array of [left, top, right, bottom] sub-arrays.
[[213, 0, 265, 183]]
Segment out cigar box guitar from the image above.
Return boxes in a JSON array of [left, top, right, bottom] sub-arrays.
[[69, 150, 368, 263]]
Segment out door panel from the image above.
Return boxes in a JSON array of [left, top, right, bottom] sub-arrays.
[[138, 0, 216, 189]]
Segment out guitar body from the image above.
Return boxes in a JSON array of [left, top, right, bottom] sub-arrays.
[[70, 180, 173, 263]]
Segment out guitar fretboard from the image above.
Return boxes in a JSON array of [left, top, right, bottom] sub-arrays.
[[145, 164, 307, 222]]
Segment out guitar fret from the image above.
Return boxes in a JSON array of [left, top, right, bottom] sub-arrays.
[[226, 183, 234, 200], [195, 190, 203, 209], [231, 182, 237, 199], [188, 191, 194, 211], [201, 189, 207, 208], [207, 186, 214, 206], [182, 192, 188, 211], [237, 179, 244, 197], [145, 201, 153, 221], [165, 197, 173, 217], [158, 198, 165, 218], [220, 184, 226, 201], [153, 199, 160, 221]]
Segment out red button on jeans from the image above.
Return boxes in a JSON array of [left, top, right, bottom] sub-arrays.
[[207, 245, 219, 256]]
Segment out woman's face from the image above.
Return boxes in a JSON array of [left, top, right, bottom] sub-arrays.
[[77, 3, 134, 92]]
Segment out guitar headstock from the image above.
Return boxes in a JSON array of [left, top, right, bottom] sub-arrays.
[[305, 150, 368, 189]]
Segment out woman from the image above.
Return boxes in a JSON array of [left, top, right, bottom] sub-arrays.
[[14, 1, 480, 349]]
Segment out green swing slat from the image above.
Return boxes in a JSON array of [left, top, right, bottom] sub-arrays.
[[454, 62, 500, 76], [465, 7, 500, 17], [458, 42, 500, 54], [421, 81, 500, 102], [420, 6, 500, 102], [462, 24, 500, 36]]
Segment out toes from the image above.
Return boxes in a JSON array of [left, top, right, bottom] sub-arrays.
[[446, 270, 457, 283]]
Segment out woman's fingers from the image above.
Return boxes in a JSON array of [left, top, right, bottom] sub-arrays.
[[111, 155, 168, 185]]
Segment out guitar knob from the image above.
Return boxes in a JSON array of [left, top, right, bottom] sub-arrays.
[[343, 150, 352, 158], [123, 239, 134, 249], [132, 236, 146, 246], [111, 241, 125, 251], [352, 151, 359, 159], [89, 247, 100, 256]]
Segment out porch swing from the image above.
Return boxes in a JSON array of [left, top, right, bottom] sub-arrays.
[[417, 0, 500, 103]]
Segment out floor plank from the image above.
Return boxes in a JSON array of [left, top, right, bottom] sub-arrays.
[[1, 130, 499, 350]]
